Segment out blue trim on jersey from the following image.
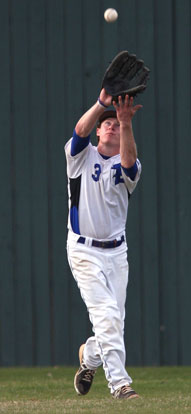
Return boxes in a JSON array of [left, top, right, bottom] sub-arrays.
[[121, 161, 138, 181], [70, 206, 80, 234], [99, 153, 111, 160], [71, 129, 90, 156]]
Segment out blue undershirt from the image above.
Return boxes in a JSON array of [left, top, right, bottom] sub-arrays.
[[71, 129, 90, 156]]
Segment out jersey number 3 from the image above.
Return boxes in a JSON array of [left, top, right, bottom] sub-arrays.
[[92, 163, 101, 182]]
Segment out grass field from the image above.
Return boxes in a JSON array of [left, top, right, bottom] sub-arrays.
[[0, 366, 191, 413]]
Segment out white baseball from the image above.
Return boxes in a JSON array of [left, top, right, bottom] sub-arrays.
[[104, 8, 118, 23]]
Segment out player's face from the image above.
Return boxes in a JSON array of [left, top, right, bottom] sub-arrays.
[[97, 118, 120, 146]]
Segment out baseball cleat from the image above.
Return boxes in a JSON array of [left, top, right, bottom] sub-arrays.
[[74, 344, 96, 395], [113, 384, 139, 399]]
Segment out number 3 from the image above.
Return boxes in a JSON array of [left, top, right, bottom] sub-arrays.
[[92, 163, 101, 182]]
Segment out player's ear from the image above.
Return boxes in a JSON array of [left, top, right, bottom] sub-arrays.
[[96, 127, 100, 142], [96, 127, 100, 137]]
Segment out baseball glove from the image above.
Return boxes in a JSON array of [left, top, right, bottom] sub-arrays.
[[102, 50, 150, 101]]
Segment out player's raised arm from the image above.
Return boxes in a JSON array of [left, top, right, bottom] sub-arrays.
[[113, 95, 142, 168], [75, 89, 112, 137]]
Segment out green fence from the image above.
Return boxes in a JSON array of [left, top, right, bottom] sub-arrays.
[[0, 0, 190, 366]]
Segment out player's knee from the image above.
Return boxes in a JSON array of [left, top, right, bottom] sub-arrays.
[[97, 308, 122, 336]]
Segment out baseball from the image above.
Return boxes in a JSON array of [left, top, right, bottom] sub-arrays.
[[104, 8, 118, 23]]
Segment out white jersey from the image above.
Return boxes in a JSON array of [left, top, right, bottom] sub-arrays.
[[65, 138, 141, 241]]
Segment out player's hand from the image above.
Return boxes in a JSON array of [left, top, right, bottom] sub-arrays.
[[99, 88, 112, 107], [113, 95, 142, 124]]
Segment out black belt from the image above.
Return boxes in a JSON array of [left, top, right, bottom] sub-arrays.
[[77, 235, 125, 249]]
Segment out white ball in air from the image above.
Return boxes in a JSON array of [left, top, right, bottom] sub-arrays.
[[104, 8, 118, 23]]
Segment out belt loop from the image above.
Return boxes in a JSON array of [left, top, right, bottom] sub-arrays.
[[86, 237, 93, 247]]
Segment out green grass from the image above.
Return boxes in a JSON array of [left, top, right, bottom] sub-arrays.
[[0, 366, 191, 413]]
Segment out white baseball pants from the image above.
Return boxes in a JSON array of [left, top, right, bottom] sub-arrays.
[[67, 231, 132, 393]]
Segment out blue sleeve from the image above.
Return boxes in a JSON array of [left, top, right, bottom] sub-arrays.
[[71, 129, 90, 156], [121, 161, 138, 181]]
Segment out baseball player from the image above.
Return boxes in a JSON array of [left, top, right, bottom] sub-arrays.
[[65, 87, 142, 399]]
